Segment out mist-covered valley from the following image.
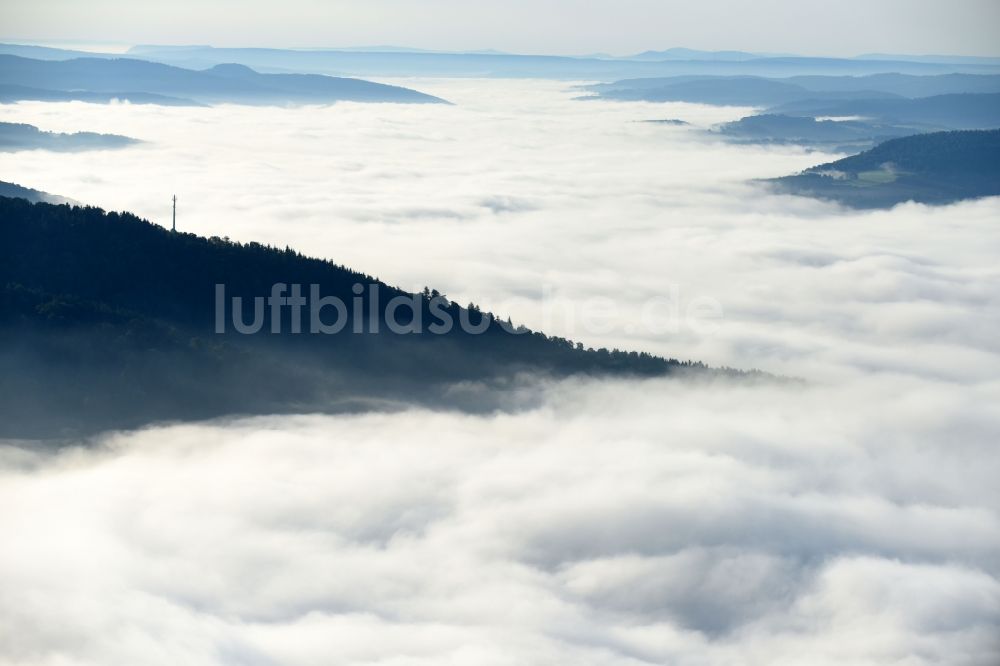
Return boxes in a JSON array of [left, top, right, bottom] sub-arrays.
[[2, 80, 998, 373], [2, 372, 999, 665], [1, 73, 999, 664]]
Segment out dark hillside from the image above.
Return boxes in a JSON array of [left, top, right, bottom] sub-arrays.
[[766, 129, 1000, 207], [0, 197, 744, 437]]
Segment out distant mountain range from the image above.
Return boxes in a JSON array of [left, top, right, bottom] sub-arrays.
[[855, 53, 1000, 66], [586, 75, 899, 106], [2, 43, 999, 79], [766, 129, 1000, 208], [0, 54, 447, 105], [781, 73, 1000, 97], [585, 73, 1000, 106], [0, 121, 139, 152], [0, 195, 756, 438]]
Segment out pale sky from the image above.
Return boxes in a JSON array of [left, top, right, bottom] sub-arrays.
[[2, 0, 999, 57]]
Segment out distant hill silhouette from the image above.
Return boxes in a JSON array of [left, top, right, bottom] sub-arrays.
[[0, 54, 447, 105], [0, 83, 200, 105], [0, 196, 756, 438], [715, 114, 916, 150], [586, 75, 903, 106], [782, 73, 1000, 97], [766, 129, 1000, 208], [115, 47, 1000, 78], [597, 75, 1000, 147], [0, 180, 78, 205], [0, 121, 140, 152], [769, 93, 1000, 129], [586, 74, 1000, 108], [5, 43, 998, 79], [626, 48, 765, 62]]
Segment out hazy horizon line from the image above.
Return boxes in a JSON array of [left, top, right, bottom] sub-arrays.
[[3, 39, 999, 61]]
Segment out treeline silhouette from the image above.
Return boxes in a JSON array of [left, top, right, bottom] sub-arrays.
[[1, 197, 756, 438]]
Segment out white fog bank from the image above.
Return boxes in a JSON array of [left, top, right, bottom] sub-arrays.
[[1, 79, 998, 665], [1, 373, 999, 666]]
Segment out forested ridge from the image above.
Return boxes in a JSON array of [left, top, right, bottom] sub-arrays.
[[767, 129, 1000, 207], [0, 197, 753, 437]]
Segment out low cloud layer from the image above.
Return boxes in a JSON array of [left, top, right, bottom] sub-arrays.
[[1, 80, 999, 664], [1, 374, 998, 665]]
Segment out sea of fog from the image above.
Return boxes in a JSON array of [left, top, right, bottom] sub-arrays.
[[1, 79, 998, 665]]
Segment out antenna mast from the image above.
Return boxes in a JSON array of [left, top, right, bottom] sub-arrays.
[[172, 194, 177, 232]]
